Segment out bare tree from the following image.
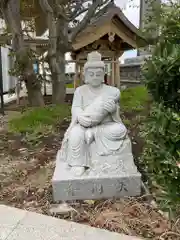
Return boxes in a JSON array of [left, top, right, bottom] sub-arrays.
[[0, 0, 45, 106], [39, 0, 112, 104]]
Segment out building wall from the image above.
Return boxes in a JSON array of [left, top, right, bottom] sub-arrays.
[[119, 63, 143, 88], [1, 46, 16, 93], [120, 63, 142, 82]]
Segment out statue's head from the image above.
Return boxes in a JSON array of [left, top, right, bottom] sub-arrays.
[[84, 51, 105, 87]]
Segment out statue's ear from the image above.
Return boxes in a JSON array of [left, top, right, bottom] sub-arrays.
[[83, 68, 85, 76], [83, 68, 88, 83], [82, 73, 85, 83]]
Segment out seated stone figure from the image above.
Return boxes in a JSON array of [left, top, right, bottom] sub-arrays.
[[59, 51, 127, 176]]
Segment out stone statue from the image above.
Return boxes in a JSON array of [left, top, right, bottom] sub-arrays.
[[59, 51, 128, 176]]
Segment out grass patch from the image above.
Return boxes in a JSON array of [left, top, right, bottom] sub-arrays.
[[122, 118, 131, 128], [66, 79, 81, 88], [66, 83, 74, 88], [8, 86, 149, 140], [121, 86, 149, 112], [9, 104, 70, 134]]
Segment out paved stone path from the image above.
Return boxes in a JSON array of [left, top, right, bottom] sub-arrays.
[[0, 205, 142, 240]]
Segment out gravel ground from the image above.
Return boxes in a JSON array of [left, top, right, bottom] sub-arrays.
[[0, 104, 179, 239], [0, 111, 21, 131]]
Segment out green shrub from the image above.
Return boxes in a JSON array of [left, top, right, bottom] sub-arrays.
[[142, 2, 180, 214], [143, 42, 180, 113], [121, 86, 149, 112], [9, 104, 70, 134], [141, 104, 180, 212]]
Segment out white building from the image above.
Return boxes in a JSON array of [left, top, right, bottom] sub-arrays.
[[1, 46, 16, 93], [0, 18, 16, 94]]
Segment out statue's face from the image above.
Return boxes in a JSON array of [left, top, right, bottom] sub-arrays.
[[85, 67, 104, 87]]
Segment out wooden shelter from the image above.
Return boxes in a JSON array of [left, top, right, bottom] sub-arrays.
[[71, 4, 146, 88]]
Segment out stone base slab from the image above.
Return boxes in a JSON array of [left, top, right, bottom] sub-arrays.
[[52, 139, 142, 201]]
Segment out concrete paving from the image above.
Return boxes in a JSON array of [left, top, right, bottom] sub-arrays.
[[0, 205, 142, 240]]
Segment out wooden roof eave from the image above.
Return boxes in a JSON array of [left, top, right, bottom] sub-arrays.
[[24, 38, 48, 46], [72, 23, 138, 52], [72, 22, 111, 51], [0, 35, 48, 48], [110, 20, 137, 48], [111, 16, 147, 48], [72, 17, 146, 52]]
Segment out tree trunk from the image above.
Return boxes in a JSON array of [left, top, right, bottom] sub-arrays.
[[52, 74, 66, 103], [1, 0, 45, 107], [25, 74, 44, 107], [50, 51, 66, 104], [39, 0, 67, 104]]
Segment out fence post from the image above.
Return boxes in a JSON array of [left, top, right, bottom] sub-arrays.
[[0, 46, 5, 115]]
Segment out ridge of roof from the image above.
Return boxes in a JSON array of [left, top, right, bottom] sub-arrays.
[[75, 3, 143, 40]]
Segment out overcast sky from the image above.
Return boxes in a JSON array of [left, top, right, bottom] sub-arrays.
[[116, 0, 140, 27], [116, 0, 140, 61]]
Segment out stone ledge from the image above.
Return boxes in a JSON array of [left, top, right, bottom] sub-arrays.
[[0, 204, 142, 240], [0, 205, 27, 240]]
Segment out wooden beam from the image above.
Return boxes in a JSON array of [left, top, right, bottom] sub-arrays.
[[66, 59, 119, 64], [74, 63, 78, 89], [115, 60, 120, 88], [0, 36, 48, 47], [79, 64, 84, 86], [75, 50, 116, 60], [111, 55, 115, 86], [115, 52, 123, 89]]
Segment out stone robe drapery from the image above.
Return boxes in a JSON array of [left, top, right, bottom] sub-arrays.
[[59, 84, 127, 167]]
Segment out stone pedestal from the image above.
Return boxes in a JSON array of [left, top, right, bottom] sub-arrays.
[[52, 139, 141, 201]]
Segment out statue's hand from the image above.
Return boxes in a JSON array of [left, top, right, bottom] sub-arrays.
[[104, 99, 117, 113], [78, 115, 92, 127]]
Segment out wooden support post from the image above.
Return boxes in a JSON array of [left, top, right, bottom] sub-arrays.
[[0, 46, 4, 115], [111, 56, 115, 86], [115, 52, 123, 88], [115, 58, 120, 89], [15, 78, 20, 105], [42, 62, 47, 96], [79, 64, 83, 85], [74, 62, 78, 89]]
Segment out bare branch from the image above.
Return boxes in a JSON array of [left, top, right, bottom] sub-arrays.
[[70, 0, 111, 41], [70, 6, 89, 21], [39, 0, 56, 59], [54, 0, 69, 20], [69, 0, 88, 20], [1, 0, 24, 53], [93, 1, 113, 18], [39, 0, 53, 13], [0, 0, 10, 9]]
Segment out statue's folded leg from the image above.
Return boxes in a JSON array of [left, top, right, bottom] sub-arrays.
[[104, 123, 127, 140], [67, 125, 91, 168], [92, 123, 128, 156]]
